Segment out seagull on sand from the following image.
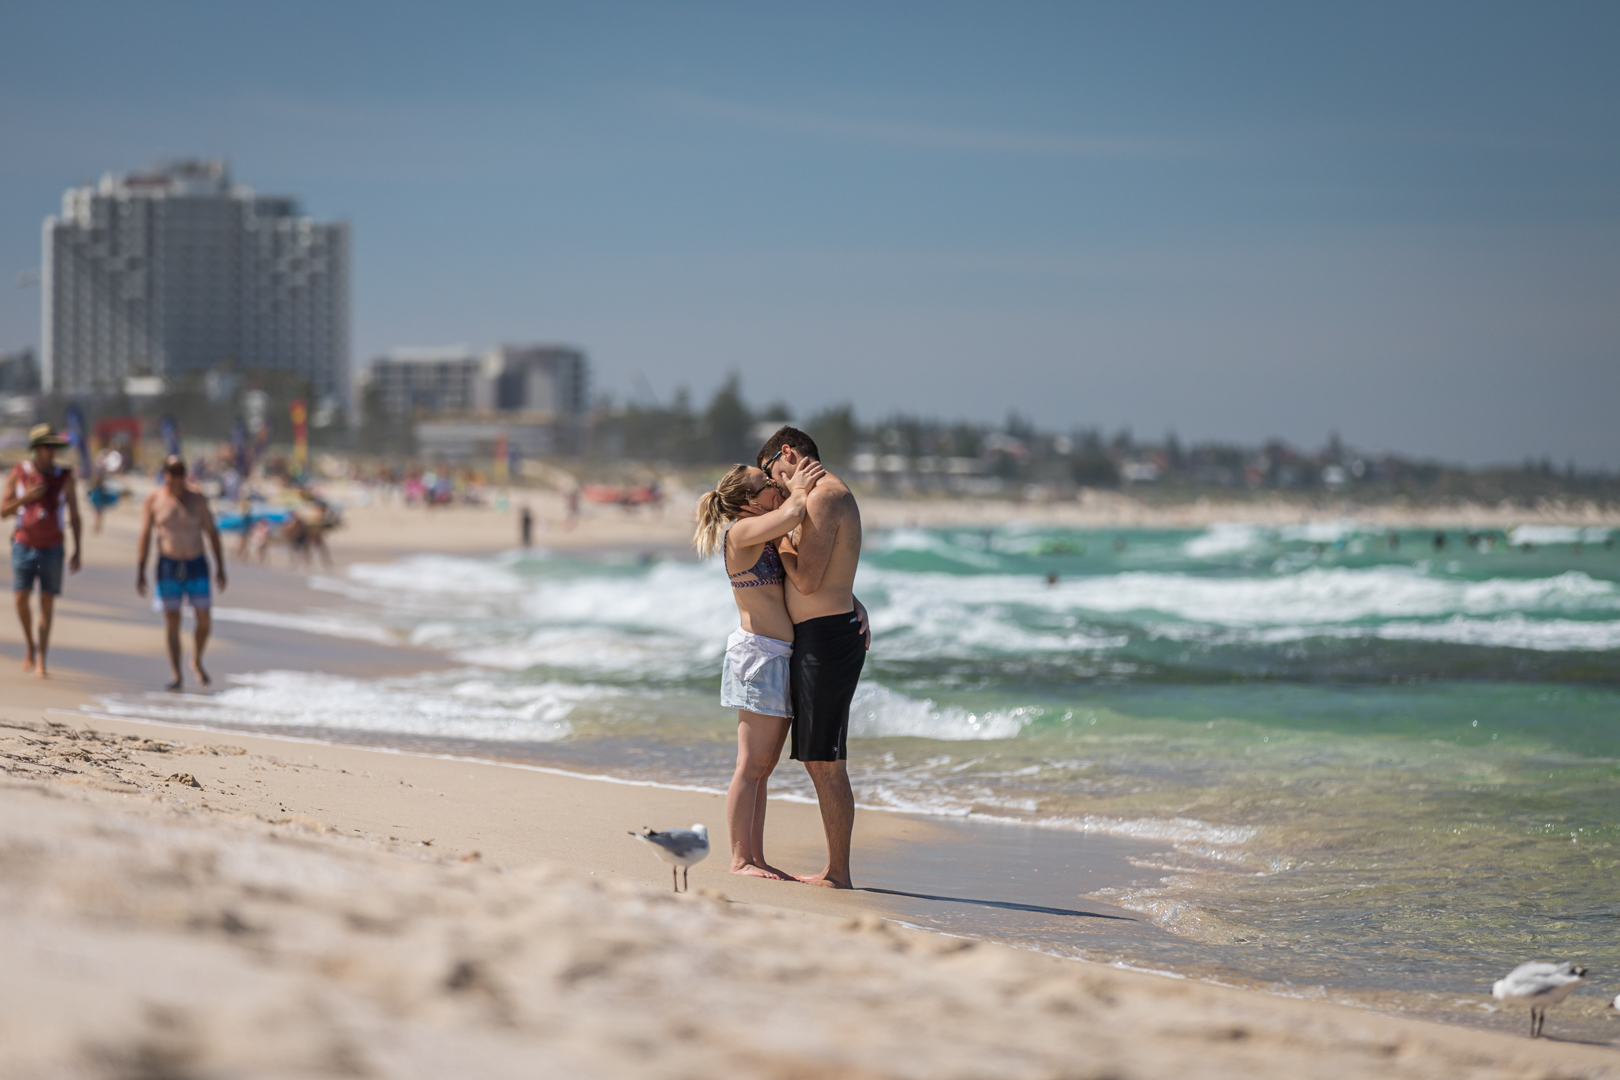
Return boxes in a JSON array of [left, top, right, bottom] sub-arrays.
[[1492, 961, 1587, 1037], [630, 824, 710, 892]]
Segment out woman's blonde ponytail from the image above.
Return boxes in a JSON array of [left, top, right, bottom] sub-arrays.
[[691, 465, 755, 559]]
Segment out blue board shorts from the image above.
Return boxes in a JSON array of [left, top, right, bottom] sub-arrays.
[[156, 555, 212, 612], [12, 542, 65, 595]]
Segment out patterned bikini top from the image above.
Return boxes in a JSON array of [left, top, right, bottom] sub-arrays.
[[728, 536, 785, 589]]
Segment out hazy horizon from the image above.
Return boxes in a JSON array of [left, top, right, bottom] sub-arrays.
[[2, 2, 1616, 468]]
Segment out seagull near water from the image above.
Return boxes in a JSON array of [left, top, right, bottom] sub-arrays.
[[630, 824, 710, 892], [1491, 961, 1588, 1038]]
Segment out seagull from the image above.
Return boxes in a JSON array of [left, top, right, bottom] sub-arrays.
[[629, 824, 709, 892], [1491, 961, 1587, 1038]]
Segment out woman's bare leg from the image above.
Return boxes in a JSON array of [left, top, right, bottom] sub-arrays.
[[727, 711, 790, 878], [750, 717, 793, 877]]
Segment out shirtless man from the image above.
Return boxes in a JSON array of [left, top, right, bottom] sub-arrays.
[[3, 425, 82, 678], [137, 457, 227, 690], [758, 425, 869, 889]]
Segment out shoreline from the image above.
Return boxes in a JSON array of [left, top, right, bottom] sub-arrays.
[[37, 702, 1620, 1042]]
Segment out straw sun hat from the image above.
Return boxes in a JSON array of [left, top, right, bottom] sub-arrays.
[[28, 423, 71, 449]]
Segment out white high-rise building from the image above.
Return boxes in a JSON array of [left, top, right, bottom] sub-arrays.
[[42, 159, 349, 407]]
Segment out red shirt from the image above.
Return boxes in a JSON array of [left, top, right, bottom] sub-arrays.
[[9, 461, 71, 549]]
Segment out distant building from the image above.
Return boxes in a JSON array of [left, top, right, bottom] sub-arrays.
[[42, 159, 350, 407], [0, 348, 40, 393], [484, 345, 588, 415], [360, 344, 589, 461], [361, 344, 587, 418], [363, 346, 484, 417]]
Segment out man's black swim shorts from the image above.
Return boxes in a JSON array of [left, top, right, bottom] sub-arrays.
[[788, 609, 866, 762]]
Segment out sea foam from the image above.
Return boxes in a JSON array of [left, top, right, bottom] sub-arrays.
[[93, 669, 603, 743]]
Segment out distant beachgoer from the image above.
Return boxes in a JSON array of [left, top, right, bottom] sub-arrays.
[[86, 455, 120, 534], [234, 492, 255, 558], [759, 426, 870, 890], [285, 515, 310, 567], [292, 493, 334, 569], [1387, 530, 1400, 551], [520, 504, 533, 547], [693, 457, 827, 881], [1433, 532, 1446, 551], [1046, 571, 1060, 587], [86, 478, 116, 533], [3, 425, 82, 678], [250, 517, 274, 564], [137, 456, 227, 690]]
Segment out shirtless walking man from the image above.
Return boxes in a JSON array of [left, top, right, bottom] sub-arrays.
[[137, 456, 227, 690], [758, 426, 869, 889], [3, 425, 82, 677]]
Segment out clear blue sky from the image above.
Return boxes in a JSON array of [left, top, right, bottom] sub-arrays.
[[3, 1, 1617, 466]]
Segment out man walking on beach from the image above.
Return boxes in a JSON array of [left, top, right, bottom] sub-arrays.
[[3, 424, 82, 678], [758, 426, 868, 889], [137, 456, 227, 690]]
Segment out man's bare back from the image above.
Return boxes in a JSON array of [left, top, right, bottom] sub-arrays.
[[143, 486, 210, 560]]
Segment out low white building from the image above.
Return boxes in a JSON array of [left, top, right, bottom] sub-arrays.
[[361, 343, 589, 461], [361, 344, 587, 419]]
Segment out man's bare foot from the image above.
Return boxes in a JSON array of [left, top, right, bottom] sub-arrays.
[[21, 652, 35, 673], [34, 662, 49, 679], [166, 676, 183, 691], [729, 862, 789, 880], [795, 872, 853, 889], [192, 659, 211, 687]]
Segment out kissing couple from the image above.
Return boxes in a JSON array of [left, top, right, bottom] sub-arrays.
[[692, 426, 867, 889]]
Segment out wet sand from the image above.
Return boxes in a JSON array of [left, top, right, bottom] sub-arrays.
[[2, 494, 1618, 1076]]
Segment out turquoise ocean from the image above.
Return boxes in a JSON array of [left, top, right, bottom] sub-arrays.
[[98, 522, 1620, 1004]]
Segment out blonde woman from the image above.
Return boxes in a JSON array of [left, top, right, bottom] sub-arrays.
[[694, 459, 826, 879]]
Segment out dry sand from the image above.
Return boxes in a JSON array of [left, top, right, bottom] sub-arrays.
[[1, 489, 1617, 1077], [4, 718, 1618, 1080]]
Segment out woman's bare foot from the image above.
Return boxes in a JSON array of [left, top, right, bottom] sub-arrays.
[[729, 862, 789, 880], [34, 661, 49, 679], [165, 676, 183, 691], [192, 659, 211, 687], [21, 652, 35, 673]]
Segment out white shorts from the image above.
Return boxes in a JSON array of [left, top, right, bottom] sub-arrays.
[[720, 628, 793, 719]]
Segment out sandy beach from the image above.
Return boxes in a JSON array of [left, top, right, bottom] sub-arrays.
[[2, 491, 1617, 1077]]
